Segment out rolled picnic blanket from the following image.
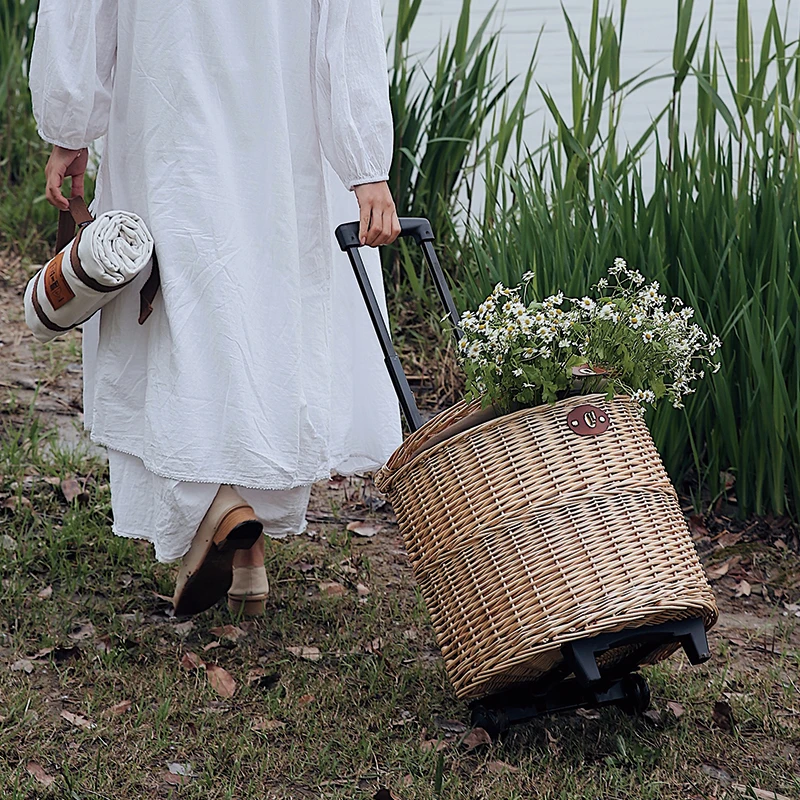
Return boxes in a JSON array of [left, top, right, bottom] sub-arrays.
[[24, 200, 156, 343]]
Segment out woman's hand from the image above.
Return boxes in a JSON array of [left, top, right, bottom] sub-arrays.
[[45, 145, 89, 210], [353, 181, 401, 247]]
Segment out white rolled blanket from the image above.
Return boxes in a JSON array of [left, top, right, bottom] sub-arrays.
[[24, 210, 154, 343]]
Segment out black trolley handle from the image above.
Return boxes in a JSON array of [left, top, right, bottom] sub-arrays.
[[335, 217, 461, 433]]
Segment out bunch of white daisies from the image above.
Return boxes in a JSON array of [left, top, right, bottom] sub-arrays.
[[458, 259, 722, 413]]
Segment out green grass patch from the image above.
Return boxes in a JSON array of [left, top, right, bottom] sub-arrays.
[[1, 418, 798, 799]]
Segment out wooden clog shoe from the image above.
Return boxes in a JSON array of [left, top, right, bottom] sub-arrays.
[[172, 485, 263, 616], [227, 565, 269, 617]]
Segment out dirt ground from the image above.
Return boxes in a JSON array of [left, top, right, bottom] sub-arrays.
[[2, 252, 799, 797]]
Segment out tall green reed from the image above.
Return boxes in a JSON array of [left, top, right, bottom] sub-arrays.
[[460, 0, 800, 518], [0, 0, 56, 255]]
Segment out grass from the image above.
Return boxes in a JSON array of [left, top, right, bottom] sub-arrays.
[[1, 412, 799, 799], [452, 0, 800, 519]]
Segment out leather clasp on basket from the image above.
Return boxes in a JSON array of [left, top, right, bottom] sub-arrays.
[[567, 404, 610, 437]]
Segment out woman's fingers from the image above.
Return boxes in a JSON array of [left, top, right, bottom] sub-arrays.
[[45, 158, 69, 210], [45, 146, 88, 210], [353, 181, 401, 247]]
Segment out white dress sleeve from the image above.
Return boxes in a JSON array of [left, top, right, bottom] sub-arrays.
[[29, 0, 118, 150], [312, 0, 394, 191]]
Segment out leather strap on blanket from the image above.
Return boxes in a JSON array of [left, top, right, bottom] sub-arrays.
[[56, 197, 161, 325]]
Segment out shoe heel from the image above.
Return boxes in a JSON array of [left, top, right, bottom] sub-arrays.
[[228, 594, 267, 617], [213, 506, 262, 551]]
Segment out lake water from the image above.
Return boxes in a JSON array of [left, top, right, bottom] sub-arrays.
[[383, 1, 797, 156]]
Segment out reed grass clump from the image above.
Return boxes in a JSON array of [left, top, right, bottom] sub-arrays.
[[457, 0, 800, 518], [0, 0, 56, 254]]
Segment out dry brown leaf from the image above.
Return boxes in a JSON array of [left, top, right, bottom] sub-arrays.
[[461, 727, 492, 751], [203, 641, 221, 652], [346, 521, 381, 538], [356, 583, 371, 597], [173, 620, 194, 636], [209, 624, 247, 641], [10, 658, 34, 673], [735, 580, 752, 598], [643, 709, 662, 724], [731, 785, 793, 800], [61, 710, 96, 730], [246, 669, 280, 688], [688, 515, 710, 538], [60, 478, 89, 504], [152, 592, 174, 603], [486, 760, 519, 774], [706, 562, 730, 580], [575, 707, 601, 720], [95, 635, 113, 654], [206, 665, 237, 698], [69, 622, 95, 641], [717, 531, 743, 548], [318, 581, 346, 597], [26, 762, 56, 787], [298, 693, 316, 706], [365, 637, 383, 655], [1, 533, 18, 549], [420, 738, 448, 753], [433, 716, 468, 735], [180, 652, 206, 670], [2, 497, 30, 513], [163, 772, 191, 786], [107, 700, 132, 716], [252, 717, 286, 732], [666, 701, 685, 719], [286, 645, 321, 662], [37, 585, 52, 600], [712, 700, 736, 732]]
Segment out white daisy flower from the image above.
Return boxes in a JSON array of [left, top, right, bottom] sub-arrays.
[[642, 331, 655, 343]]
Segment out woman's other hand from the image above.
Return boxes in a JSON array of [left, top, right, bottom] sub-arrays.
[[45, 146, 89, 210], [353, 181, 401, 247]]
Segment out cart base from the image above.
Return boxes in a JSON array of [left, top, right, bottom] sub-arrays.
[[469, 617, 710, 737]]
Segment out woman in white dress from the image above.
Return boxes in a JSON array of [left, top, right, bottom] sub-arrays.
[[30, 0, 403, 615]]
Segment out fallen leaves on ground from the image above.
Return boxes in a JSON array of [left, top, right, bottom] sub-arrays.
[[206, 665, 237, 698], [60, 477, 89, 504], [252, 717, 286, 732], [60, 710, 96, 730], [37, 585, 52, 599], [172, 620, 194, 637], [68, 621, 95, 641], [346, 521, 381, 538], [26, 762, 56, 787], [712, 700, 736, 732], [180, 652, 206, 670], [666, 701, 685, 719], [461, 727, 492, 752], [1, 533, 18, 548], [10, 658, 34, 673], [731, 785, 793, 800], [735, 579, 752, 597], [485, 760, 519, 775], [209, 624, 247, 641], [433, 716, 467, 735], [246, 668, 280, 689], [106, 700, 132, 716], [164, 762, 196, 786], [286, 645, 321, 661], [318, 581, 346, 597]]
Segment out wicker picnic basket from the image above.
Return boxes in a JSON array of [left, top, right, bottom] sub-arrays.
[[375, 392, 719, 701]]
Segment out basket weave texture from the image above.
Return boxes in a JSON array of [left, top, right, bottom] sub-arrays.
[[375, 393, 718, 700]]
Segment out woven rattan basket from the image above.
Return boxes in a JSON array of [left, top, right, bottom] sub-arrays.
[[375, 393, 718, 701]]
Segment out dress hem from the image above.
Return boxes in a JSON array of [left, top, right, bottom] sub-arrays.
[[91, 430, 391, 490]]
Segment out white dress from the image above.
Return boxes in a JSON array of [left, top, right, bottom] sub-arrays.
[[30, 0, 403, 562]]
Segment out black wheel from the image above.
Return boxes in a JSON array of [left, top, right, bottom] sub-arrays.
[[470, 706, 509, 739], [619, 674, 650, 716]]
